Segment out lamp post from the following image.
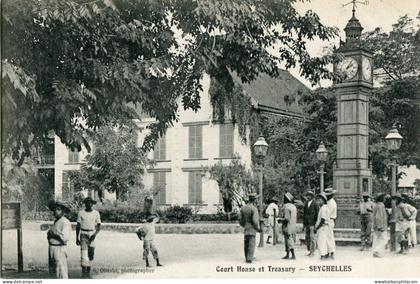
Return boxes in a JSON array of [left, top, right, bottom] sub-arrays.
[[385, 124, 403, 252], [253, 135, 268, 248], [316, 142, 328, 194]]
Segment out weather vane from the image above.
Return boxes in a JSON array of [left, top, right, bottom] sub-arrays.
[[342, 0, 369, 17]]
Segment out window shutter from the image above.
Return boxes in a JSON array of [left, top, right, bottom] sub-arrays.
[[196, 126, 202, 158], [189, 126, 202, 159], [154, 136, 166, 160], [159, 172, 166, 204], [188, 172, 195, 203], [219, 124, 233, 157], [195, 172, 202, 203]]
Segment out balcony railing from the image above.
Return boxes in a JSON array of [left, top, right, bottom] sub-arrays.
[[35, 155, 55, 166]]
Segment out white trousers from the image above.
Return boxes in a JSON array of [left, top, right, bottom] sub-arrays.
[[317, 225, 330, 256], [49, 245, 68, 279], [327, 219, 336, 253], [372, 230, 388, 256], [407, 220, 417, 245]]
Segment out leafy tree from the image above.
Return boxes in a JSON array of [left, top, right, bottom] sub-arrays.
[[1, 156, 54, 213], [362, 13, 420, 82], [69, 125, 150, 201], [208, 157, 255, 213], [2, 0, 338, 165]]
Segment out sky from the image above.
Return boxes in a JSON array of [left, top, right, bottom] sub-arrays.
[[290, 0, 420, 88]]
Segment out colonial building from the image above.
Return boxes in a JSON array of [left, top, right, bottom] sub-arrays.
[[51, 71, 309, 213]]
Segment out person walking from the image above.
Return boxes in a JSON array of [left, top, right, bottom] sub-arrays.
[[372, 192, 388, 257], [265, 197, 279, 244], [402, 194, 418, 248], [303, 190, 319, 257], [314, 193, 330, 260], [47, 200, 72, 279], [357, 192, 374, 251], [279, 192, 297, 260], [324, 187, 337, 259], [239, 192, 261, 263], [76, 197, 101, 277]]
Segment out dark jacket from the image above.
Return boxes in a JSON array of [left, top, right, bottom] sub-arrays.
[[303, 199, 319, 226], [239, 203, 260, 236]]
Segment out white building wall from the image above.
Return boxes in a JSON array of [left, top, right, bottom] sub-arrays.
[[143, 74, 252, 213]]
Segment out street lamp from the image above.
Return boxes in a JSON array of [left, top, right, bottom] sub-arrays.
[[385, 124, 403, 252], [253, 135, 268, 248], [316, 141, 328, 194]]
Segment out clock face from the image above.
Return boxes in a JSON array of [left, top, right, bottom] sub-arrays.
[[362, 57, 372, 81], [337, 57, 358, 80]]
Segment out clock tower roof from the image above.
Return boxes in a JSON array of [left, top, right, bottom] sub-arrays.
[[344, 14, 363, 42]]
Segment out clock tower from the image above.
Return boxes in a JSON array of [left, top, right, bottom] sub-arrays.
[[333, 9, 373, 228]]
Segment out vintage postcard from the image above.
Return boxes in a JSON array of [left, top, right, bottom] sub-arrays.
[[1, 0, 419, 282]]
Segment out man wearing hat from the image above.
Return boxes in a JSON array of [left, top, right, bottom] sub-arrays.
[[357, 192, 374, 251], [279, 192, 297, 259], [303, 190, 319, 257], [402, 194, 417, 248], [265, 196, 279, 244], [324, 187, 336, 259], [137, 213, 163, 267], [239, 192, 261, 263], [47, 200, 72, 279], [372, 192, 388, 257], [392, 193, 411, 254], [314, 193, 330, 260], [76, 197, 101, 277]]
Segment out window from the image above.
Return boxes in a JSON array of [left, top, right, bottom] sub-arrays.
[[62, 171, 75, 201], [68, 149, 80, 163], [188, 125, 202, 159], [154, 136, 166, 160], [153, 172, 166, 205], [219, 124, 234, 157], [188, 172, 202, 204]]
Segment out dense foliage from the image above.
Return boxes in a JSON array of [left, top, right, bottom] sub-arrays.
[[2, 0, 337, 165], [208, 157, 255, 212], [68, 125, 150, 200]]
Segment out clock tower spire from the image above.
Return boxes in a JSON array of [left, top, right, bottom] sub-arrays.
[[333, 4, 374, 228]]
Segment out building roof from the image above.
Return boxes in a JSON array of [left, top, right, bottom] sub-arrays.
[[232, 70, 310, 118], [133, 70, 310, 120]]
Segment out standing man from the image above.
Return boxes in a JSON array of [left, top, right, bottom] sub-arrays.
[[357, 192, 374, 251], [372, 192, 388, 257], [324, 187, 337, 259], [265, 197, 279, 244], [303, 190, 319, 257], [47, 200, 72, 279], [76, 197, 101, 277], [239, 192, 261, 263], [392, 193, 411, 254], [279, 192, 297, 260], [402, 194, 417, 248], [314, 193, 330, 260]]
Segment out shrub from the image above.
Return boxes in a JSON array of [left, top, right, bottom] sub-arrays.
[[159, 205, 193, 224]]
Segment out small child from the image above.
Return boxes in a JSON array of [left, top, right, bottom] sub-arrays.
[[136, 214, 163, 267]]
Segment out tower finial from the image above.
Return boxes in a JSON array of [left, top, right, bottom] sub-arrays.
[[352, 0, 356, 17], [343, 0, 369, 18]]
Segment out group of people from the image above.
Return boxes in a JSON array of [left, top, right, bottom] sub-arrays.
[[238, 188, 418, 263], [238, 188, 338, 262], [47, 197, 101, 279], [360, 192, 417, 257], [45, 189, 418, 277], [46, 196, 161, 279]]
